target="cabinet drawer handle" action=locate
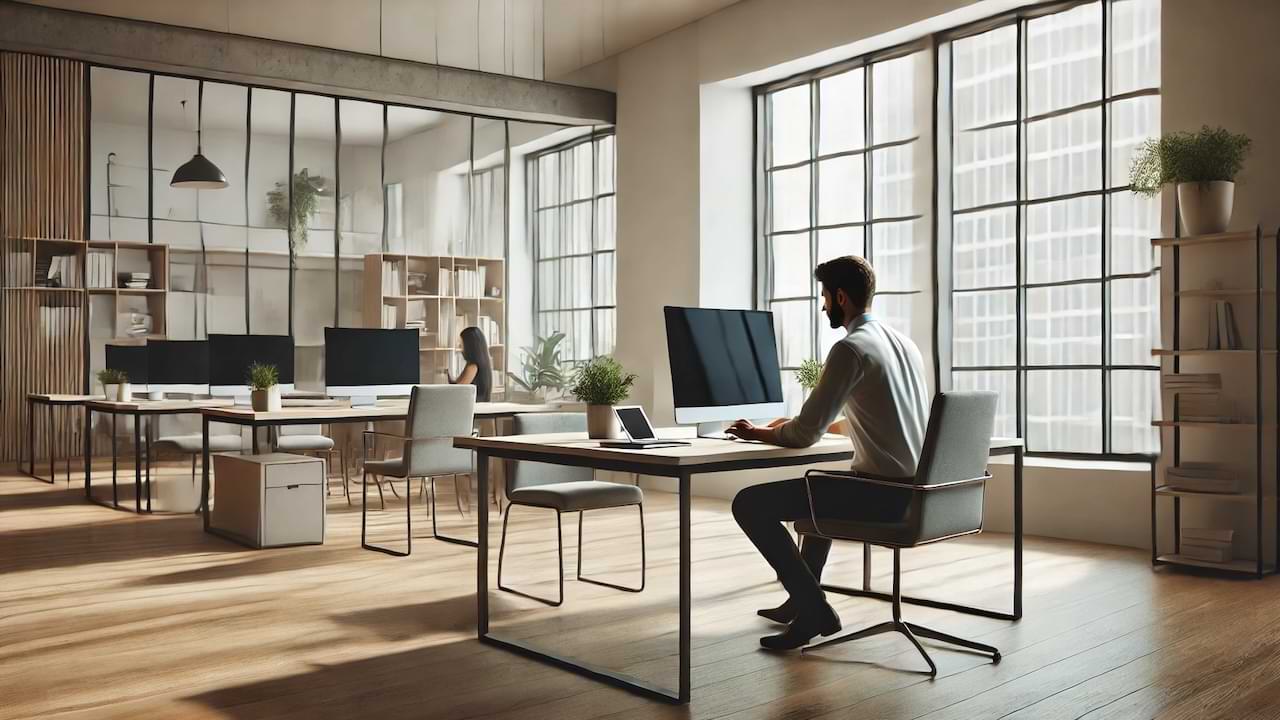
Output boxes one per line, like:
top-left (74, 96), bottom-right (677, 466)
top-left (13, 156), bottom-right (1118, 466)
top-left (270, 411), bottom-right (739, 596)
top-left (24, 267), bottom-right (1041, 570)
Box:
top-left (287, 484), bottom-right (300, 490)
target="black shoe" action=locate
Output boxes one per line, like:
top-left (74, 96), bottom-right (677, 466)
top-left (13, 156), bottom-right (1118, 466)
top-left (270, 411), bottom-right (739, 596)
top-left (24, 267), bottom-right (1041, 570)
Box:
top-left (759, 602), bottom-right (841, 651)
top-left (757, 600), bottom-right (796, 625)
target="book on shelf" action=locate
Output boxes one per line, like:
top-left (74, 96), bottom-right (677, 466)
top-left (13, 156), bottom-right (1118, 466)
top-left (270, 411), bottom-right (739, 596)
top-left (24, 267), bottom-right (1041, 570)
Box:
top-left (115, 312), bottom-right (152, 337)
top-left (381, 261), bottom-right (403, 295)
top-left (1180, 527), bottom-right (1234, 563)
top-left (1176, 394), bottom-right (1236, 423)
top-left (1179, 543), bottom-right (1233, 563)
top-left (117, 271), bottom-right (150, 290)
top-left (1182, 527), bottom-right (1234, 544)
top-left (1206, 300), bottom-right (1242, 350)
top-left (1162, 373), bottom-right (1221, 394)
top-left (1165, 463), bottom-right (1239, 493)
top-left (86, 251), bottom-right (115, 289)
top-left (40, 254), bottom-right (81, 288)
top-left (475, 315), bottom-right (500, 345)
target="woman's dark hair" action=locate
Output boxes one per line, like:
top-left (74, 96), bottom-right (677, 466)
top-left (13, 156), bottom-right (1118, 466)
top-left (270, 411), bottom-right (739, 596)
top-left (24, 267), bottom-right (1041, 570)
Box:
top-left (460, 326), bottom-right (492, 402)
top-left (814, 255), bottom-right (876, 310)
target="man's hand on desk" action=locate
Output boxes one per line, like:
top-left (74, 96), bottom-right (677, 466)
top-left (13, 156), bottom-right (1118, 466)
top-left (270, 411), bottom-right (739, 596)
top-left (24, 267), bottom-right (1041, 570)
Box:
top-left (726, 419), bottom-right (784, 443)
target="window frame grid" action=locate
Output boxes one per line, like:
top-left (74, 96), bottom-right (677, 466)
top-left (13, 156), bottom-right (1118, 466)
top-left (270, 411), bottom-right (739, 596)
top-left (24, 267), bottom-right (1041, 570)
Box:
top-left (528, 127), bottom-right (617, 364)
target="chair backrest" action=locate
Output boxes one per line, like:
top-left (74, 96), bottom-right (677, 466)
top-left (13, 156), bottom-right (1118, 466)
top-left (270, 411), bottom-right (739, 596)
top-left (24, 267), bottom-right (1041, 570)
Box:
top-left (279, 424), bottom-right (323, 436)
top-left (914, 391), bottom-right (999, 486)
top-left (402, 384), bottom-right (476, 477)
top-left (508, 413), bottom-right (592, 494)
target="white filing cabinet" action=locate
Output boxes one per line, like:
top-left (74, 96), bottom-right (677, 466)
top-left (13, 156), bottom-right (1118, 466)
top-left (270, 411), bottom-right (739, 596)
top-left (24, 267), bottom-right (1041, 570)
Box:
top-left (211, 453), bottom-right (326, 548)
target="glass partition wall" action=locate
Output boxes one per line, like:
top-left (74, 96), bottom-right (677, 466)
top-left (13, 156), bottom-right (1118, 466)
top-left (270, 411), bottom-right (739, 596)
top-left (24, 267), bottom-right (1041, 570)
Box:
top-left (88, 66), bottom-right (608, 395)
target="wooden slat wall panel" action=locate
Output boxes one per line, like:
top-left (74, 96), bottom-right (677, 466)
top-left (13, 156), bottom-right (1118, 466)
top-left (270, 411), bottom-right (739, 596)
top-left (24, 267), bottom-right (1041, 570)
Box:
top-left (0, 52), bottom-right (87, 464)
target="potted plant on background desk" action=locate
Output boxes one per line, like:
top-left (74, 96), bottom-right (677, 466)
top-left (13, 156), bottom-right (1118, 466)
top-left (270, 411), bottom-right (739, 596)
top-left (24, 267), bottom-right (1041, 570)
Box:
top-left (248, 362), bottom-right (282, 412)
top-left (511, 332), bottom-right (570, 402)
top-left (98, 368), bottom-right (130, 402)
top-left (1130, 125), bottom-right (1252, 235)
top-left (571, 356), bottom-right (638, 440)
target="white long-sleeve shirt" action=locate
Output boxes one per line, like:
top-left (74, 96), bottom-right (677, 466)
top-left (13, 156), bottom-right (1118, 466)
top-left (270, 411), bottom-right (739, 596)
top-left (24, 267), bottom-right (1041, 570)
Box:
top-left (773, 313), bottom-right (930, 478)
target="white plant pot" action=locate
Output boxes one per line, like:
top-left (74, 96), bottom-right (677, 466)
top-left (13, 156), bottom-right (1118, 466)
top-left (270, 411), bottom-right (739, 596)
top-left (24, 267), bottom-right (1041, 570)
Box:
top-left (103, 384), bottom-right (117, 400)
top-left (251, 386), bottom-right (282, 412)
top-left (117, 383), bottom-right (132, 403)
top-left (586, 404), bottom-right (623, 440)
top-left (1177, 181), bottom-right (1234, 236)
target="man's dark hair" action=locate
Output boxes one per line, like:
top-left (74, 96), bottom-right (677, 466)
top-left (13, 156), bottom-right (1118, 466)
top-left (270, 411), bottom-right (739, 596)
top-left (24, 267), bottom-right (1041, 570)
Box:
top-left (814, 255), bottom-right (875, 310)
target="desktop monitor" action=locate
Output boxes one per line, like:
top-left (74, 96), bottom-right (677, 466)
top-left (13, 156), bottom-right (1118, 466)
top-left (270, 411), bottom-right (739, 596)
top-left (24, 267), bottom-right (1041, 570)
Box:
top-left (208, 334), bottom-right (296, 399)
top-left (664, 306), bottom-right (786, 432)
top-left (105, 344), bottom-right (149, 392)
top-left (146, 340), bottom-right (210, 396)
top-left (324, 327), bottom-right (419, 403)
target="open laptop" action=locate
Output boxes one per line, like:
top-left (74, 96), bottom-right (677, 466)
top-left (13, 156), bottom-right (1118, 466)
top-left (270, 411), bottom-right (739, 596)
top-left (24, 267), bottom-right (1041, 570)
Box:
top-left (600, 406), bottom-right (691, 449)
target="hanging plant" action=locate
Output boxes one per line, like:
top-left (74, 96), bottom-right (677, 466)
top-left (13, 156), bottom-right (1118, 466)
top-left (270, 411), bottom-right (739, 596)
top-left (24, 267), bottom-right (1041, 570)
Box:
top-left (267, 168), bottom-right (327, 255)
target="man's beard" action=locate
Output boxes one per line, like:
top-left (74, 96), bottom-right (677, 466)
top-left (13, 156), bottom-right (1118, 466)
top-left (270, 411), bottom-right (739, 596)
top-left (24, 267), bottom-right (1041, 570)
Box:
top-left (825, 303), bottom-right (845, 329)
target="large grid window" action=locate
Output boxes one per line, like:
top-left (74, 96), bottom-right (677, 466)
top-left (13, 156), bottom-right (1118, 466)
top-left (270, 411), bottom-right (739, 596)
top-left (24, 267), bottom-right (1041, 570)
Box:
top-left (530, 130), bottom-right (616, 363)
top-left (943, 0), bottom-right (1161, 455)
top-left (758, 49), bottom-right (934, 414)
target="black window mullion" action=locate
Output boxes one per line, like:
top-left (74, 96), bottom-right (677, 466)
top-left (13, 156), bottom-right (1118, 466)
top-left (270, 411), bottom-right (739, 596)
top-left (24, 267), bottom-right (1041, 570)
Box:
top-left (1100, 0), bottom-right (1112, 453)
top-left (809, 78), bottom-right (819, 366)
top-left (1015, 18), bottom-right (1025, 443)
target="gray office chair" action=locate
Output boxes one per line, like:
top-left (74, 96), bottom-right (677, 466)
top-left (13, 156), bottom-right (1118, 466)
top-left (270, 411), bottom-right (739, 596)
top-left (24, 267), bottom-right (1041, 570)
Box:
top-left (273, 424), bottom-right (348, 504)
top-left (360, 384), bottom-right (476, 556)
top-left (795, 391), bottom-right (1001, 674)
top-left (154, 427), bottom-right (243, 483)
top-left (497, 412), bottom-right (645, 607)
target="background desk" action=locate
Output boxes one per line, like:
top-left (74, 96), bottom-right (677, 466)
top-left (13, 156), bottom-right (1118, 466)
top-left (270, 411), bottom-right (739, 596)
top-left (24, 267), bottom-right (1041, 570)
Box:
top-left (83, 398), bottom-right (232, 513)
top-left (198, 401), bottom-right (560, 545)
top-left (454, 429), bottom-right (855, 705)
top-left (27, 393), bottom-right (94, 484)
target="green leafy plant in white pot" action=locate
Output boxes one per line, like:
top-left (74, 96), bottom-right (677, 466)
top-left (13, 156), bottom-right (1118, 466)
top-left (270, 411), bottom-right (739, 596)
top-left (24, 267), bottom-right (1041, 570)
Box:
top-left (247, 362), bottom-right (282, 412)
top-left (571, 356), bottom-right (638, 440)
top-left (1129, 126), bottom-right (1252, 235)
top-left (510, 332), bottom-right (571, 401)
top-left (796, 358), bottom-right (823, 397)
top-left (97, 368), bottom-right (130, 402)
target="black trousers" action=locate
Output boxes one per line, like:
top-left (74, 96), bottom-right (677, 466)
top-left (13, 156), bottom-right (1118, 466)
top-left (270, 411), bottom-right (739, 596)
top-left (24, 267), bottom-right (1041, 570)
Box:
top-left (731, 477), bottom-right (910, 610)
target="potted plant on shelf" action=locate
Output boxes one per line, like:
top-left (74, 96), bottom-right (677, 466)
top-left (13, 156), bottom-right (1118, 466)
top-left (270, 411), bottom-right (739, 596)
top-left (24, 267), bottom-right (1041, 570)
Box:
top-left (510, 332), bottom-right (570, 401)
top-left (1129, 125), bottom-right (1252, 235)
top-left (571, 356), bottom-right (638, 440)
top-left (97, 368), bottom-right (130, 402)
top-left (796, 358), bottom-right (823, 398)
top-left (248, 362), bottom-right (282, 412)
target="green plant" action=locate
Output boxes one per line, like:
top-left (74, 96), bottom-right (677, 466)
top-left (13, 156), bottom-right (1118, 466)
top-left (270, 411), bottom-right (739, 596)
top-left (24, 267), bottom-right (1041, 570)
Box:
top-left (570, 356), bottom-right (637, 406)
top-left (267, 168), bottom-right (327, 253)
top-left (510, 332), bottom-right (570, 395)
top-left (1129, 126), bottom-right (1252, 196)
top-left (97, 368), bottom-right (127, 386)
top-left (796, 358), bottom-right (823, 391)
top-left (247, 362), bottom-right (279, 391)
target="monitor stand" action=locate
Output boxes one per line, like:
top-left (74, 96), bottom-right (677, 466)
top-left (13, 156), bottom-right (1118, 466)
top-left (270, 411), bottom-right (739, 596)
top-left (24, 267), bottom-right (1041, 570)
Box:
top-left (695, 421), bottom-right (733, 440)
top-left (349, 395), bottom-right (378, 408)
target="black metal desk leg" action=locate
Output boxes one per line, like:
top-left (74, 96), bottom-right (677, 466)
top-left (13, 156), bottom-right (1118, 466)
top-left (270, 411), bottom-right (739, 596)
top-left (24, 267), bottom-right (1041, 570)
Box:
top-left (111, 413), bottom-right (119, 507)
top-left (477, 451), bottom-right (489, 637)
top-left (862, 543), bottom-right (872, 591)
top-left (679, 471), bottom-right (692, 704)
top-left (1013, 446), bottom-right (1023, 620)
top-left (145, 420), bottom-right (152, 513)
top-left (201, 416), bottom-right (212, 530)
top-left (84, 408), bottom-right (92, 499)
top-left (28, 398), bottom-right (35, 478)
top-left (48, 405), bottom-right (55, 483)
top-left (134, 413), bottom-right (143, 513)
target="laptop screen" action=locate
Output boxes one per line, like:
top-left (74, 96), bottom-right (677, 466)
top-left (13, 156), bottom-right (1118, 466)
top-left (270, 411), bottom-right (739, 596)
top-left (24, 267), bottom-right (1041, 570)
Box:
top-left (615, 407), bottom-right (655, 440)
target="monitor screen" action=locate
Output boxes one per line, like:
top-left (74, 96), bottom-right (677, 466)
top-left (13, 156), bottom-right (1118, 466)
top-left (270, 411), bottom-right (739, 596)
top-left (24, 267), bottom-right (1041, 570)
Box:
top-left (208, 334), bottom-right (295, 387)
top-left (146, 340), bottom-right (209, 385)
top-left (324, 327), bottom-right (419, 389)
top-left (664, 307), bottom-right (785, 423)
top-left (105, 344), bottom-right (148, 384)
top-left (616, 407), bottom-right (655, 440)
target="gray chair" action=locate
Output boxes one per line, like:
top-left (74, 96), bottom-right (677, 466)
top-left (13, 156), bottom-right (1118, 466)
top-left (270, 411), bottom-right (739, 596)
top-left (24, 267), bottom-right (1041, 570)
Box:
top-left (154, 429), bottom-right (243, 483)
top-left (272, 424), bottom-right (348, 503)
top-left (360, 384), bottom-right (476, 556)
top-left (497, 412), bottom-right (645, 607)
top-left (795, 391), bottom-right (1001, 674)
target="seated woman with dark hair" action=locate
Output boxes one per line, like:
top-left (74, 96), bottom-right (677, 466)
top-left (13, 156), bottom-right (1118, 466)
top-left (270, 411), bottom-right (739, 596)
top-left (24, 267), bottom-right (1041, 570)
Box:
top-left (450, 326), bottom-right (492, 402)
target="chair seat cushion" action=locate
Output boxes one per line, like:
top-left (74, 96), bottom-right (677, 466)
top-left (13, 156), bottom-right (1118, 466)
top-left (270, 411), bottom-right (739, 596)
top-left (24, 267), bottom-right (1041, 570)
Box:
top-left (155, 434), bottom-right (241, 454)
top-left (509, 480), bottom-right (643, 512)
top-left (275, 435), bottom-right (335, 452)
top-left (364, 457), bottom-right (405, 477)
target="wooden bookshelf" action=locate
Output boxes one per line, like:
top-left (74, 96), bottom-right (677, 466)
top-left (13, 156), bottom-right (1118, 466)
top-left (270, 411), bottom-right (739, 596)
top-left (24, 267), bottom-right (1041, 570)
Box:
top-left (362, 253), bottom-right (506, 397)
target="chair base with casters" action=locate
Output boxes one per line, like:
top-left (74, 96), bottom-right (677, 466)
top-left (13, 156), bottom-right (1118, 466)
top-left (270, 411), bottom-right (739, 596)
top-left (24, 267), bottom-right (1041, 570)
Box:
top-left (497, 487), bottom-right (646, 607)
top-left (800, 545), bottom-right (1000, 674)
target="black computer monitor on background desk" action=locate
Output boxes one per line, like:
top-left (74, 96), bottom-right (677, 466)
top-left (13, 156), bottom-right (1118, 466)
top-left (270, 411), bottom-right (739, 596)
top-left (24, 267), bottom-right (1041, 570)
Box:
top-left (105, 344), bottom-right (149, 393)
top-left (664, 306), bottom-right (786, 436)
top-left (209, 334), bottom-right (296, 401)
top-left (146, 340), bottom-right (210, 397)
top-left (324, 327), bottom-right (419, 406)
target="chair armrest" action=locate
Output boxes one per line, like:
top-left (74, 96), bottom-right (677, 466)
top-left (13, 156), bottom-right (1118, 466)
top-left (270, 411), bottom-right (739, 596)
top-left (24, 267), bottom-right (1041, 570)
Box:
top-left (800, 469), bottom-right (991, 539)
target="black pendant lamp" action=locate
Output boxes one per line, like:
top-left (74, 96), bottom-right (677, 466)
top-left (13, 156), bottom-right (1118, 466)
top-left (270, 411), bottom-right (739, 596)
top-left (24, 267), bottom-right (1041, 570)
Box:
top-left (171, 80), bottom-right (228, 190)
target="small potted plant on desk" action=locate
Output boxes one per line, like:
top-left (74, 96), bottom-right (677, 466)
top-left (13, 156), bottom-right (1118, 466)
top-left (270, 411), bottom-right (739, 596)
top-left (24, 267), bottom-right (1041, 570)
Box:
top-left (98, 368), bottom-right (130, 402)
top-left (1129, 125), bottom-right (1252, 235)
top-left (248, 362), bottom-right (282, 412)
top-left (571, 356), bottom-right (638, 440)
top-left (796, 358), bottom-right (823, 398)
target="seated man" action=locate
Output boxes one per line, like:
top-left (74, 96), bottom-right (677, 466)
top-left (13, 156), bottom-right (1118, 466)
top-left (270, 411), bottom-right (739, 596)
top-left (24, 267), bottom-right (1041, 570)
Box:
top-left (727, 255), bottom-right (930, 650)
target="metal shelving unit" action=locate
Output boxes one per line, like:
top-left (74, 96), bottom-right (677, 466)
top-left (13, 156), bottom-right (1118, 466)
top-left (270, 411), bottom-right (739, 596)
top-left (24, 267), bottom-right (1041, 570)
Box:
top-left (1151, 225), bottom-right (1279, 578)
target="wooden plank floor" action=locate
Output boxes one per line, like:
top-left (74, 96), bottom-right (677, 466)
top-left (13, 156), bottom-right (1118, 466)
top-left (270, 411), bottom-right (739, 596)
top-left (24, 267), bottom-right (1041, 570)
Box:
top-left (1, 466), bottom-right (1278, 720)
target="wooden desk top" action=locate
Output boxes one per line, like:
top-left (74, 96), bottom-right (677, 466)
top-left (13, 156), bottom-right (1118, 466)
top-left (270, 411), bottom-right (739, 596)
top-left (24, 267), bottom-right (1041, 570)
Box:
top-left (28, 393), bottom-right (98, 404)
top-left (454, 428), bottom-right (855, 469)
top-left (201, 400), bottom-right (563, 424)
top-left (85, 398), bottom-right (234, 413)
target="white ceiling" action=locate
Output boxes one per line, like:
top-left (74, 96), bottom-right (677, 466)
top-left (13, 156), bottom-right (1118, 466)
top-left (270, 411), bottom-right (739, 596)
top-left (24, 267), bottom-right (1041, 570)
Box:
top-left (23, 0), bottom-right (746, 81)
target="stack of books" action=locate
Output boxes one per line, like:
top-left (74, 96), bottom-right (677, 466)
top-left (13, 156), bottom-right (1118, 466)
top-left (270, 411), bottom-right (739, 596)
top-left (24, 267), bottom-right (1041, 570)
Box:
top-left (116, 312), bottom-right (152, 338)
top-left (407, 272), bottom-right (430, 296)
top-left (1207, 300), bottom-right (1241, 350)
top-left (1162, 373), bottom-right (1221, 395)
top-left (117, 271), bottom-right (150, 289)
top-left (404, 319), bottom-right (425, 332)
top-left (475, 315), bottom-right (500, 344)
top-left (1165, 463), bottom-right (1238, 494)
top-left (381, 261), bottom-right (403, 295)
top-left (41, 255), bottom-right (81, 288)
top-left (86, 251), bottom-right (115, 289)
top-left (1180, 527), bottom-right (1234, 563)
top-left (1176, 394), bottom-right (1236, 423)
